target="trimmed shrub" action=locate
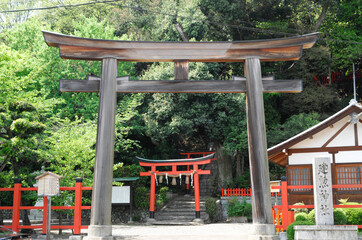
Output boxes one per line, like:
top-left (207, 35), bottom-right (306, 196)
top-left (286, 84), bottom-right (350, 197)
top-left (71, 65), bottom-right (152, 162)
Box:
top-left (159, 186), bottom-right (169, 204)
top-left (333, 208), bottom-right (347, 225)
top-left (291, 202), bottom-right (308, 214)
top-left (295, 212), bottom-right (308, 221)
top-left (205, 197), bottom-right (218, 222)
top-left (307, 208), bottom-right (348, 225)
top-left (134, 186), bottom-right (149, 209)
top-left (227, 197), bottom-right (252, 219)
top-left (286, 220), bottom-right (314, 240)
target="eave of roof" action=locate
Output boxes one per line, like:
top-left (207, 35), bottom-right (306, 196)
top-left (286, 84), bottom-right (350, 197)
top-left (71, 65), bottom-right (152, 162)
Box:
top-left (267, 100), bottom-right (362, 159)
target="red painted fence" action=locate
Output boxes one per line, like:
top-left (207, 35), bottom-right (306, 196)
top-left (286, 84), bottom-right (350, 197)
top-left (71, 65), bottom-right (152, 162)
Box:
top-left (0, 179), bottom-right (91, 234)
top-left (223, 182), bottom-right (362, 232)
top-left (221, 188), bottom-right (281, 197)
top-left (271, 181), bottom-right (362, 231)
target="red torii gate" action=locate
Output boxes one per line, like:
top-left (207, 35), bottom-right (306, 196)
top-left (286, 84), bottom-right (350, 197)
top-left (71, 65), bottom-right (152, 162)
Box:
top-left (137, 153), bottom-right (215, 219)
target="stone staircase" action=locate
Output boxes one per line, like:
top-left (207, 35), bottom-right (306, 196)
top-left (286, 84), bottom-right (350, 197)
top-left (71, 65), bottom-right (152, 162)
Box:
top-left (150, 195), bottom-right (208, 225)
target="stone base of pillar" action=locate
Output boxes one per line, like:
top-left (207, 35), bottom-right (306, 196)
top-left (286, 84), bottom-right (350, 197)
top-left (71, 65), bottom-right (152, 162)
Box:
top-left (84, 225), bottom-right (113, 240)
top-left (248, 224), bottom-right (279, 240)
top-left (294, 225), bottom-right (358, 240)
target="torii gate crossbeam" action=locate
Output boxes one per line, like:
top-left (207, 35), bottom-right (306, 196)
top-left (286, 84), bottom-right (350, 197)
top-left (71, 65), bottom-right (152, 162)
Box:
top-left (43, 31), bottom-right (318, 240)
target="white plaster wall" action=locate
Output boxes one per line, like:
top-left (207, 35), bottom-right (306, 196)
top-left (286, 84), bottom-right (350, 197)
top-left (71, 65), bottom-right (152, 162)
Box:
top-left (288, 151), bottom-right (362, 165)
top-left (328, 123), bottom-right (356, 147)
top-left (335, 150), bottom-right (362, 163)
top-left (288, 152), bottom-right (332, 165)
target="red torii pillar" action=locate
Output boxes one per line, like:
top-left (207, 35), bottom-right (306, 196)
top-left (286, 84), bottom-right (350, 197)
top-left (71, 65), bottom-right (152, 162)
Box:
top-left (138, 154), bottom-right (214, 219)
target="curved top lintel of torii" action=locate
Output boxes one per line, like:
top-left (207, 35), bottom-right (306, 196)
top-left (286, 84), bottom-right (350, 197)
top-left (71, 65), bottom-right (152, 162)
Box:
top-left (42, 31), bottom-right (319, 62)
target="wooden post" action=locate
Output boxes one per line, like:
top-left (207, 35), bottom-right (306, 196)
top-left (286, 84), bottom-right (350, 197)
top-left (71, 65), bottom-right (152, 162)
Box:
top-left (42, 196), bottom-right (47, 234)
top-left (88, 58), bottom-right (117, 238)
top-left (74, 178), bottom-right (83, 234)
top-left (245, 58), bottom-right (275, 237)
top-left (12, 179), bottom-right (21, 232)
top-left (149, 166), bottom-right (156, 218)
top-left (46, 196), bottom-right (51, 240)
top-left (174, 60), bottom-right (189, 80)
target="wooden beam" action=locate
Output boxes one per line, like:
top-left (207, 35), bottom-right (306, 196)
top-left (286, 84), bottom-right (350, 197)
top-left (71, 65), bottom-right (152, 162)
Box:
top-left (43, 31), bottom-right (318, 51)
top-left (288, 146), bottom-right (362, 154)
top-left (174, 60), bottom-right (189, 80)
top-left (60, 78), bottom-right (302, 93)
top-left (58, 45), bottom-right (304, 62)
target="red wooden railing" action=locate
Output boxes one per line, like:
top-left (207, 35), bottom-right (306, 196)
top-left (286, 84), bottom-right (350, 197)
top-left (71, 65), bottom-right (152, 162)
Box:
top-left (313, 70), bottom-right (362, 85)
top-left (271, 181), bottom-right (362, 231)
top-left (221, 188), bottom-right (281, 197)
top-left (0, 179), bottom-right (92, 234)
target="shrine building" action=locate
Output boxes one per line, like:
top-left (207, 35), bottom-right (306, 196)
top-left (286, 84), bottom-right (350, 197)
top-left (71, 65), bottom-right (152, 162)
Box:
top-left (268, 99), bottom-right (362, 204)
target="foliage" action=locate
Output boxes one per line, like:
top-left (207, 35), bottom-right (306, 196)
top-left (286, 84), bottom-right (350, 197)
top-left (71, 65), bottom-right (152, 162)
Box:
top-left (205, 197), bottom-right (218, 223)
top-left (227, 197), bottom-right (252, 219)
top-left (42, 118), bottom-right (96, 186)
top-left (308, 208), bottom-right (348, 225)
top-left (268, 113), bottom-right (321, 147)
top-left (294, 212), bottom-right (308, 221)
top-left (307, 209), bottom-right (315, 223)
top-left (158, 187), bottom-right (169, 204)
top-left (286, 220), bottom-right (314, 240)
top-left (291, 202), bottom-right (309, 214)
top-left (339, 200), bottom-right (362, 226)
top-left (333, 208), bottom-right (347, 225)
top-left (133, 186), bottom-right (149, 209)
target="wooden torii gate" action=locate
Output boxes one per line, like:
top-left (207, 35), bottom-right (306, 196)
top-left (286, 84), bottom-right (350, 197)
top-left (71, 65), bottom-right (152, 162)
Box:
top-left (137, 153), bottom-right (215, 219)
top-left (43, 31), bottom-right (318, 240)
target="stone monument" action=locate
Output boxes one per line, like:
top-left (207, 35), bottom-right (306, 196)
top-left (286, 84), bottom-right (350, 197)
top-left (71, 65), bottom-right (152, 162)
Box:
top-left (294, 157), bottom-right (357, 240)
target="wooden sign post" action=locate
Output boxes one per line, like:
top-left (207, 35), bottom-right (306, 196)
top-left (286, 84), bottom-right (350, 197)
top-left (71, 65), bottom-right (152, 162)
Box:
top-left (43, 31), bottom-right (318, 240)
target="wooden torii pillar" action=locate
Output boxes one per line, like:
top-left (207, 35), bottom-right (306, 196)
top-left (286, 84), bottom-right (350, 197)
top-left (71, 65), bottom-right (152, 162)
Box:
top-left (43, 31), bottom-right (318, 240)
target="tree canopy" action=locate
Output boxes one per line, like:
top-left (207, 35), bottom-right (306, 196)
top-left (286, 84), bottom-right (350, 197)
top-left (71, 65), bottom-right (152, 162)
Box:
top-left (0, 0), bottom-right (360, 196)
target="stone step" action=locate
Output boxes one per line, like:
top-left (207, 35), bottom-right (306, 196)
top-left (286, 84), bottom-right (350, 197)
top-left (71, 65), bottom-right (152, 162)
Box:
top-left (165, 203), bottom-right (205, 208)
top-left (161, 208), bottom-right (205, 212)
top-left (155, 215), bottom-right (196, 221)
top-left (157, 212), bottom-right (204, 217)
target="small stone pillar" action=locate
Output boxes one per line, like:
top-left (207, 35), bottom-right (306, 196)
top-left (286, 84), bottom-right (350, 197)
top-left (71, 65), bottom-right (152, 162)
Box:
top-left (294, 157), bottom-right (358, 240)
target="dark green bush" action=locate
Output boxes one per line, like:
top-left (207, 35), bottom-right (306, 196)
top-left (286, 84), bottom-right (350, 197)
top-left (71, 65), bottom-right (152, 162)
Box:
top-left (307, 208), bottom-right (348, 225)
top-left (286, 220), bottom-right (314, 240)
top-left (227, 197), bottom-right (252, 219)
top-left (333, 208), bottom-right (347, 225)
top-left (134, 186), bottom-right (149, 209)
top-left (295, 212), bottom-right (308, 221)
top-left (205, 197), bottom-right (218, 222)
top-left (159, 186), bottom-right (169, 204)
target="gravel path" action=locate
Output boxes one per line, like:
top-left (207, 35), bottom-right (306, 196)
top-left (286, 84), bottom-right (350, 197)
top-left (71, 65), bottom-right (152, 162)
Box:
top-left (34, 223), bottom-right (256, 240)
top-left (110, 223), bottom-right (253, 240)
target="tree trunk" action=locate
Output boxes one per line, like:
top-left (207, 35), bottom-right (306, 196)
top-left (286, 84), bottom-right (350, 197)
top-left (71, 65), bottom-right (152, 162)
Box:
top-left (215, 143), bottom-right (233, 190)
top-left (313, 1), bottom-right (330, 32)
top-left (236, 152), bottom-right (242, 178)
